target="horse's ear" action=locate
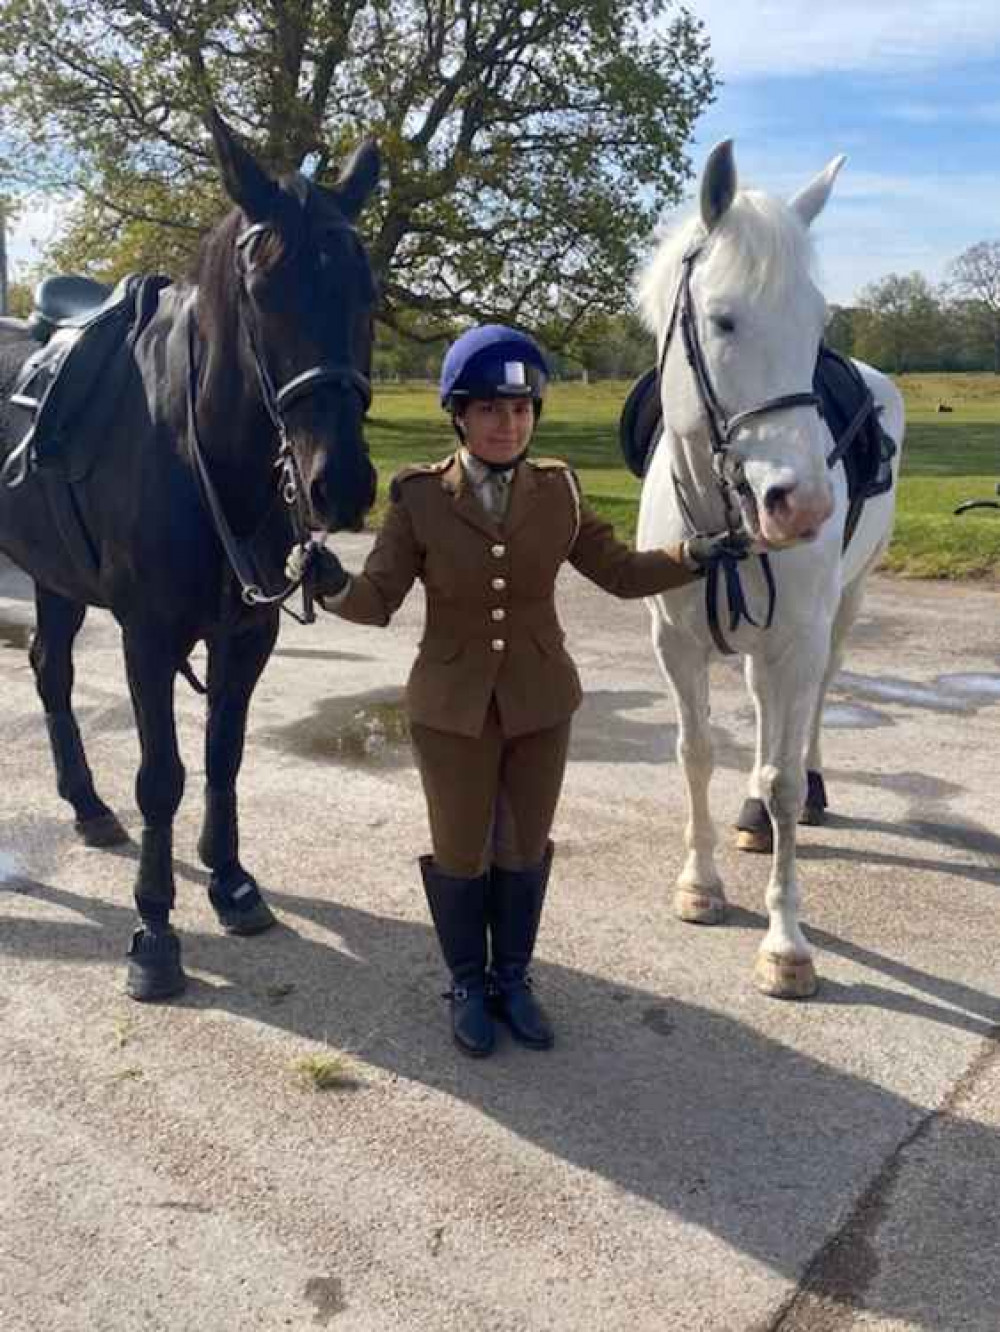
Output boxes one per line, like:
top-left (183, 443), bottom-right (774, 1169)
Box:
top-left (205, 107), bottom-right (278, 221)
top-left (700, 139), bottom-right (737, 232)
top-left (789, 155), bottom-right (847, 228)
top-left (330, 139), bottom-right (381, 221)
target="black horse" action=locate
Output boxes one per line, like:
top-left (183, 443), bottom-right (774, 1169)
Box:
top-left (0, 112), bottom-right (379, 1000)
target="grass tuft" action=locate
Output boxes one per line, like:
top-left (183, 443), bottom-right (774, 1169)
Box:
top-left (291, 1051), bottom-right (359, 1092)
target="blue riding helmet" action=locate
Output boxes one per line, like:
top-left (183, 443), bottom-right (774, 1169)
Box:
top-left (440, 324), bottom-right (549, 409)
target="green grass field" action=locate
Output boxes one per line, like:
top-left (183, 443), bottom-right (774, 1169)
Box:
top-left (365, 373), bottom-right (1000, 581)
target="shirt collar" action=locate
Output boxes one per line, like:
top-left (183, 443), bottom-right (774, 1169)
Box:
top-left (459, 447), bottom-right (514, 487)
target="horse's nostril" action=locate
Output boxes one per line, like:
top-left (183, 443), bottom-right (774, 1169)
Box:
top-left (309, 476), bottom-right (330, 518)
top-left (764, 483), bottom-right (795, 515)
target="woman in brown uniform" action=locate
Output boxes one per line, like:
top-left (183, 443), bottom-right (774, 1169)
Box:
top-left (290, 326), bottom-right (747, 1057)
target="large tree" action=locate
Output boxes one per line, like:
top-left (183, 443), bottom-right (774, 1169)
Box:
top-left (0, 0), bottom-right (714, 342)
top-left (852, 272), bottom-right (947, 375)
top-left (948, 241), bottom-right (1000, 374)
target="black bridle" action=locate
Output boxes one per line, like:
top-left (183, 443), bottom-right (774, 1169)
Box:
top-left (186, 183), bottom-right (372, 623)
top-left (659, 239), bottom-right (823, 540)
top-left (659, 239), bottom-right (822, 654)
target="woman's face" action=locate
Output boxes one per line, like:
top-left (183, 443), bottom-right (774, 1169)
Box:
top-left (459, 396), bottom-right (536, 466)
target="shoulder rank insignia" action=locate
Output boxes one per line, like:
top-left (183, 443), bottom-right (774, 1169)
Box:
top-left (390, 455), bottom-right (453, 502)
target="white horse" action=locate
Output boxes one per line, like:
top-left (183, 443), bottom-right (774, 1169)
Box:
top-left (636, 140), bottom-right (905, 999)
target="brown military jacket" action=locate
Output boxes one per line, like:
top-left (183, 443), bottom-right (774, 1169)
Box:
top-left (327, 452), bottom-right (696, 738)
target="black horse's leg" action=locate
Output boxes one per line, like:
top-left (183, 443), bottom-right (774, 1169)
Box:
top-left (122, 627), bottom-right (187, 1001)
top-left (197, 613), bottom-right (279, 936)
top-left (30, 584), bottom-right (128, 848)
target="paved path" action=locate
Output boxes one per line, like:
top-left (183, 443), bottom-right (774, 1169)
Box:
top-left (1, 544), bottom-right (998, 1331)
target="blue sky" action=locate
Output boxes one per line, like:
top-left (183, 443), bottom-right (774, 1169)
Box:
top-left (682, 0), bottom-right (1000, 303)
top-left (8, 1), bottom-right (1000, 306)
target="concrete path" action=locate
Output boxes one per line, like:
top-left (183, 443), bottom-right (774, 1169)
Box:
top-left (1, 543), bottom-right (998, 1331)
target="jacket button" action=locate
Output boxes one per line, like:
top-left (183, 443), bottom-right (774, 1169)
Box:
top-left (491, 543), bottom-right (506, 558)
top-left (491, 577), bottom-right (506, 590)
top-left (491, 638), bottom-right (505, 652)
top-left (491, 608), bottom-right (506, 621)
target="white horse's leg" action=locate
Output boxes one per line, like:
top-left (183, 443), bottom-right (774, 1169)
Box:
top-left (746, 644), bottom-right (827, 998)
top-left (651, 611), bottom-right (724, 924)
top-left (802, 575), bottom-right (867, 823)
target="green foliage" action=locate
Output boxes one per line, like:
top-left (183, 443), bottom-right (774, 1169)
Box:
top-left (0, 0), bottom-right (715, 342)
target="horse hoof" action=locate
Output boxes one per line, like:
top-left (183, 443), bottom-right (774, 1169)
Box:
top-left (76, 812), bottom-right (130, 848)
top-left (754, 951), bottom-right (818, 1000)
top-left (799, 803), bottom-right (827, 827)
top-left (736, 828), bottom-right (773, 854)
top-left (674, 889), bottom-right (726, 925)
top-left (210, 879), bottom-right (278, 936)
top-left (125, 927), bottom-right (187, 1002)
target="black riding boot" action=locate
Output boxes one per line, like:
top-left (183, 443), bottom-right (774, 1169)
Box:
top-left (420, 857), bottom-right (495, 1058)
top-left (489, 843), bottom-right (555, 1049)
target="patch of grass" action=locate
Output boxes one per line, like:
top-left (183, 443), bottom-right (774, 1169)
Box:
top-left (363, 375), bottom-right (1000, 580)
top-left (291, 1051), bottom-right (359, 1092)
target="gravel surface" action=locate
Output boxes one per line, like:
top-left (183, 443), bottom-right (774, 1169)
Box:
top-left (1, 543), bottom-right (998, 1331)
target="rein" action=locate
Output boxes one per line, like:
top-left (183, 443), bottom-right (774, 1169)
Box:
top-left (659, 239), bottom-right (823, 654)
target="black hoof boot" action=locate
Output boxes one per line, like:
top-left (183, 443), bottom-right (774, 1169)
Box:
top-left (125, 927), bottom-right (186, 1002)
top-left (208, 871), bottom-right (277, 936)
top-left (799, 770), bottom-right (829, 826)
top-left (420, 857), bottom-right (495, 1058)
top-left (489, 845), bottom-right (555, 1050)
top-left (75, 810), bottom-right (130, 848)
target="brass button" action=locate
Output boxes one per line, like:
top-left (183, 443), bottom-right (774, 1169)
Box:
top-left (491, 638), bottom-right (505, 652)
top-left (491, 577), bottom-right (506, 591)
top-left (491, 543), bottom-right (506, 558)
top-left (491, 608), bottom-right (506, 622)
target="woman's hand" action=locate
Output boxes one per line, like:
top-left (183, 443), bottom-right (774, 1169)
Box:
top-left (682, 529), bottom-right (754, 572)
top-left (285, 542), bottom-right (349, 597)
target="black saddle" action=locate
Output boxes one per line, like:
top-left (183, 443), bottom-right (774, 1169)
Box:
top-left (618, 346), bottom-right (897, 549)
top-left (28, 274), bottom-right (114, 342)
top-left (2, 272), bottom-right (170, 488)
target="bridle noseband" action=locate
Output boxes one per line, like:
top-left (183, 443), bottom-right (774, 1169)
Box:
top-left (659, 239), bottom-right (822, 538)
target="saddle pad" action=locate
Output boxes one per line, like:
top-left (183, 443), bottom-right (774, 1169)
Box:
top-left (3, 272), bottom-right (170, 486)
top-left (618, 346), bottom-right (897, 542)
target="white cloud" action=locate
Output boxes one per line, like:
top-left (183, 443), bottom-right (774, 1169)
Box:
top-left (686, 1), bottom-right (1000, 78)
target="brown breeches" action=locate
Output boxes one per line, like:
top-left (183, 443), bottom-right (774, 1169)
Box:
top-left (409, 699), bottom-right (571, 877)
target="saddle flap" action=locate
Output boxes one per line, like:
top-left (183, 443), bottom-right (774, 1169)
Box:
top-left (618, 366), bottom-right (662, 478)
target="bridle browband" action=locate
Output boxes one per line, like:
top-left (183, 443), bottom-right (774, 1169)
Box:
top-left (659, 237), bottom-right (822, 654)
top-left (185, 182), bottom-right (372, 622)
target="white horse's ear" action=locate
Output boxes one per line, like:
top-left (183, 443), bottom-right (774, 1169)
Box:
top-left (700, 139), bottom-right (737, 232)
top-left (788, 155), bottom-right (847, 228)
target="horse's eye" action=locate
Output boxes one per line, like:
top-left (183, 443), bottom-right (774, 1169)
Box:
top-left (711, 314), bottom-right (736, 335)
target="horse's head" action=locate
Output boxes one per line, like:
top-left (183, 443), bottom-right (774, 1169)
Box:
top-left (206, 111), bottom-right (379, 533)
top-left (639, 141), bottom-right (846, 547)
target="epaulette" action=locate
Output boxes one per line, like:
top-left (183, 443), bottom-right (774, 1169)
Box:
top-left (389, 457), bottom-right (452, 502)
top-left (527, 456), bottom-right (569, 472)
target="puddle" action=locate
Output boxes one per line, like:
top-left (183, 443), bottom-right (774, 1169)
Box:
top-left (935, 673), bottom-right (1000, 700)
top-left (267, 690), bottom-right (411, 767)
top-left (0, 850), bottom-right (24, 883)
top-left (821, 702), bottom-right (891, 729)
top-left (834, 671), bottom-right (969, 714)
top-left (0, 616), bottom-right (31, 652)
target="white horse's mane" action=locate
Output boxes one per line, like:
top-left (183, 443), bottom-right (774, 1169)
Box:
top-left (636, 189), bottom-right (817, 338)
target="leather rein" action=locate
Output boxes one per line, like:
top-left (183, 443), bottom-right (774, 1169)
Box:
top-left (186, 191), bottom-right (372, 625)
top-left (659, 239), bottom-right (822, 655)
